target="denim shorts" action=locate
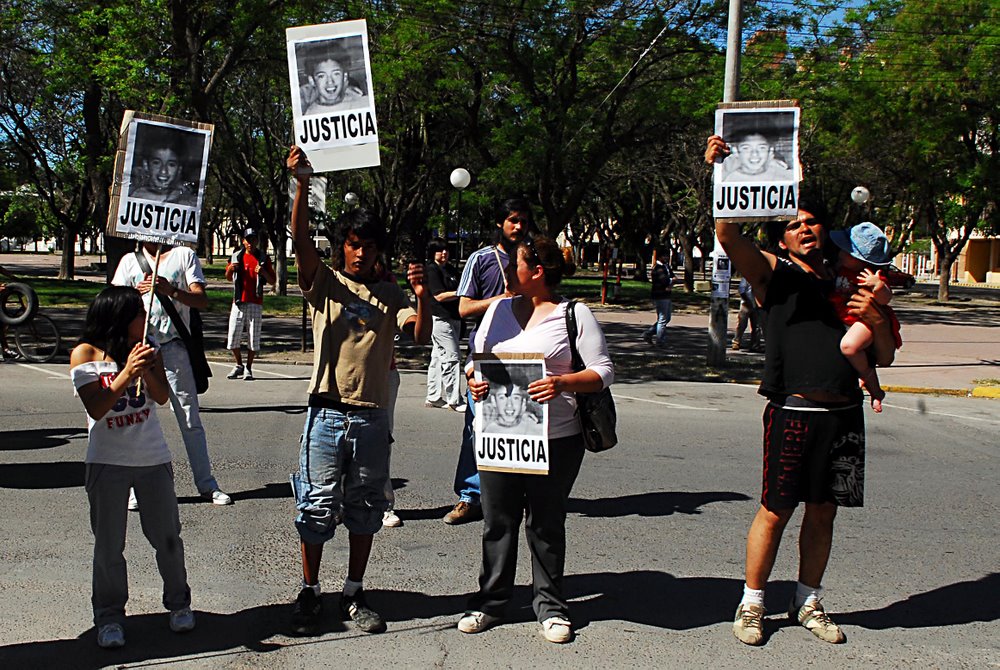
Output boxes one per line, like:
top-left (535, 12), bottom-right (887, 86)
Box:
top-left (292, 405), bottom-right (391, 543)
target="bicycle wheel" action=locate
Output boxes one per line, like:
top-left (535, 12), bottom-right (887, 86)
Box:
top-left (14, 314), bottom-right (61, 363)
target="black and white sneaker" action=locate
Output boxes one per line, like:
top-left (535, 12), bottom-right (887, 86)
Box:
top-left (227, 364), bottom-right (244, 379)
top-left (290, 587), bottom-right (323, 636)
top-left (340, 589), bottom-right (386, 633)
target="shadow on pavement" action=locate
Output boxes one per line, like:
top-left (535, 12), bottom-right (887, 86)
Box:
top-left (568, 490), bottom-right (751, 517)
top-left (0, 461), bottom-right (83, 488)
top-left (838, 573), bottom-right (1000, 629)
top-left (0, 427), bottom-right (86, 451)
top-left (2, 574), bottom-right (997, 667)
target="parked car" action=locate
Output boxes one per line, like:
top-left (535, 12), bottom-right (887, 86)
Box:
top-left (883, 264), bottom-right (916, 290)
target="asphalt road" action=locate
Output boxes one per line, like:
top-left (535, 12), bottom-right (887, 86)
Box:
top-left (0, 363), bottom-right (998, 669)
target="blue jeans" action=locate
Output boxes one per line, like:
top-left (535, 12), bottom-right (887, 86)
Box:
top-left (643, 298), bottom-right (672, 345)
top-left (453, 388), bottom-right (481, 504)
top-left (292, 405), bottom-right (391, 544)
top-left (161, 340), bottom-right (219, 494)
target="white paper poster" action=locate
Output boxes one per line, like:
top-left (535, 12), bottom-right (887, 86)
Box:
top-left (473, 354), bottom-right (549, 475)
top-left (109, 115), bottom-right (212, 246)
top-left (713, 105), bottom-right (800, 221)
top-left (287, 20), bottom-right (380, 173)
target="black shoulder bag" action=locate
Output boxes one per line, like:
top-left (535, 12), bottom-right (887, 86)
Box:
top-left (565, 300), bottom-right (618, 452)
top-left (135, 251), bottom-right (212, 394)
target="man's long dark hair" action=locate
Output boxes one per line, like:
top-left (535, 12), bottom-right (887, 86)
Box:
top-left (492, 198), bottom-right (537, 250)
top-left (78, 286), bottom-right (145, 369)
top-left (329, 208), bottom-right (387, 272)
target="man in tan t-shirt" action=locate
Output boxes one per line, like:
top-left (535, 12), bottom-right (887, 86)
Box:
top-left (285, 146), bottom-right (431, 637)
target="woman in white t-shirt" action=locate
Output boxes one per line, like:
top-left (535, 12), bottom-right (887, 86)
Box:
top-left (71, 286), bottom-right (194, 649)
top-left (456, 236), bottom-right (614, 644)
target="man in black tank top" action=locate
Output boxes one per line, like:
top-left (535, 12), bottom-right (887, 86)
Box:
top-left (706, 135), bottom-right (897, 647)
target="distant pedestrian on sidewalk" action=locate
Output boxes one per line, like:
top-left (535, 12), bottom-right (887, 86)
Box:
top-left (225, 227), bottom-right (276, 381)
top-left (732, 277), bottom-right (764, 352)
top-left (71, 286), bottom-right (195, 649)
top-left (642, 245), bottom-right (673, 347)
top-left (707, 134), bottom-right (898, 647)
top-left (423, 237), bottom-right (465, 412)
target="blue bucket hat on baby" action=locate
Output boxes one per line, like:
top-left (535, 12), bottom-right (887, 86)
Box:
top-left (830, 221), bottom-right (892, 266)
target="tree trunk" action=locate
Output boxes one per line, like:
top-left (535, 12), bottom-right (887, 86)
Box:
top-left (937, 253), bottom-right (953, 302)
top-left (59, 229), bottom-right (76, 280)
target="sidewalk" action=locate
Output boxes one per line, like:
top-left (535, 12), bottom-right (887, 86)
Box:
top-left (3, 252), bottom-right (998, 396)
top-left (23, 299), bottom-right (999, 398)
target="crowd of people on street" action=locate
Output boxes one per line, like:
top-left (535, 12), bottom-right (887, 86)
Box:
top-left (58, 137), bottom-right (899, 651)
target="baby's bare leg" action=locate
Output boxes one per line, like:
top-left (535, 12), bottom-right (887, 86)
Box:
top-left (841, 322), bottom-right (885, 412)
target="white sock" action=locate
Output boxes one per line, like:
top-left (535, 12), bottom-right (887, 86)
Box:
top-left (302, 580), bottom-right (320, 596)
top-left (343, 578), bottom-right (363, 597)
top-left (741, 584), bottom-right (765, 607)
top-left (794, 582), bottom-right (823, 608)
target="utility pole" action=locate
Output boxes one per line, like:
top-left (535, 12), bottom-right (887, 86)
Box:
top-left (707, 0), bottom-right (742, 367)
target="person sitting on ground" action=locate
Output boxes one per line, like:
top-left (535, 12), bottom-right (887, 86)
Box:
top-left (0, 264), bottom-right (20, 360)
top-left (71, 286), bottom-right (195, 649)
top-left (828, 221), bottom-right (901, 413)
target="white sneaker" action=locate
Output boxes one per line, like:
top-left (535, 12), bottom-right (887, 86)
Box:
top-left (169, 607), bottom-right (196, 633)
top-left (243, 368), bottom-right (254, 381)
top-left (382, 510), bottom-right (402, 527)
top-left (541, 616), bottom-right (572, 643)
top-left (227, 364), bottom-right (244, 379)
top-left (97, 622), bottom-right (125, 648)
top-left (449, 403), bottom-right (467, 413)
top-left (201, 489), bottom-right (233, 505)
top-left (127, 488), bottom-right (139, 512)
top-left (457, 610), bottom-right (499, 634)
top-left (424, 399), bottom-right (447, 408)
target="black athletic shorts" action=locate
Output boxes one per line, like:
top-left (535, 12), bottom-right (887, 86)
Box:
top-left (760, 396), bottom-right (866, 511)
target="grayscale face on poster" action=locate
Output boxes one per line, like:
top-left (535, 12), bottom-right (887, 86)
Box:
top-left (286, 20), bottom-right (380, 172)
top-left (713, 106), bottom-right (800, 221)
top-left (112, 116), bottom-right (213, 246)
top-left (127, 123), bottom-right (207, 207)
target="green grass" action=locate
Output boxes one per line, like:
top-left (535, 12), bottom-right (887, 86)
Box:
top-left (26, 270), bottom-right (726, 316)
top-left (28, 277), bottom-right (306, 316)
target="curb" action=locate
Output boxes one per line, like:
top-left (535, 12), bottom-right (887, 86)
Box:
top-left (205, 355), bottom-right (1000, 399)
top-left (882, 384), bottom-right (1000, 399)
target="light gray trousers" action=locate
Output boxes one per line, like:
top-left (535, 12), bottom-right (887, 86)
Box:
top-left (86, 462), bottom-right (190, 626)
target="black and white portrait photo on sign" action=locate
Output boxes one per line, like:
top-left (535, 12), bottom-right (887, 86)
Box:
top-left (474, 355), bottom-right (549, 475)
top-left (286, 20), bottom-right (380, 172)
top-left (110, 114), bottom-right (212, 246)
top-left (713, 105), bottom-right (800, 221)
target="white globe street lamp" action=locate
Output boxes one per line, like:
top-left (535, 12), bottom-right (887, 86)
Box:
top-left (450, 168), bottom-right (471, 190)
top-left (344, 192), bottom-right (359, 207)
top-left (851, 186), bottom-right (870, 205)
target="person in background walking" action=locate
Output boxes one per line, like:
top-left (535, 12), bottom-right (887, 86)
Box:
top-left (642, 245), bottom-right (674, 348)
top-left (732, 277), bottom-right (764, 352)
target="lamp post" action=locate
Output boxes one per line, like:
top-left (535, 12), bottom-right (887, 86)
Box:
top-left (450, 168), bottom-right (470, 257)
